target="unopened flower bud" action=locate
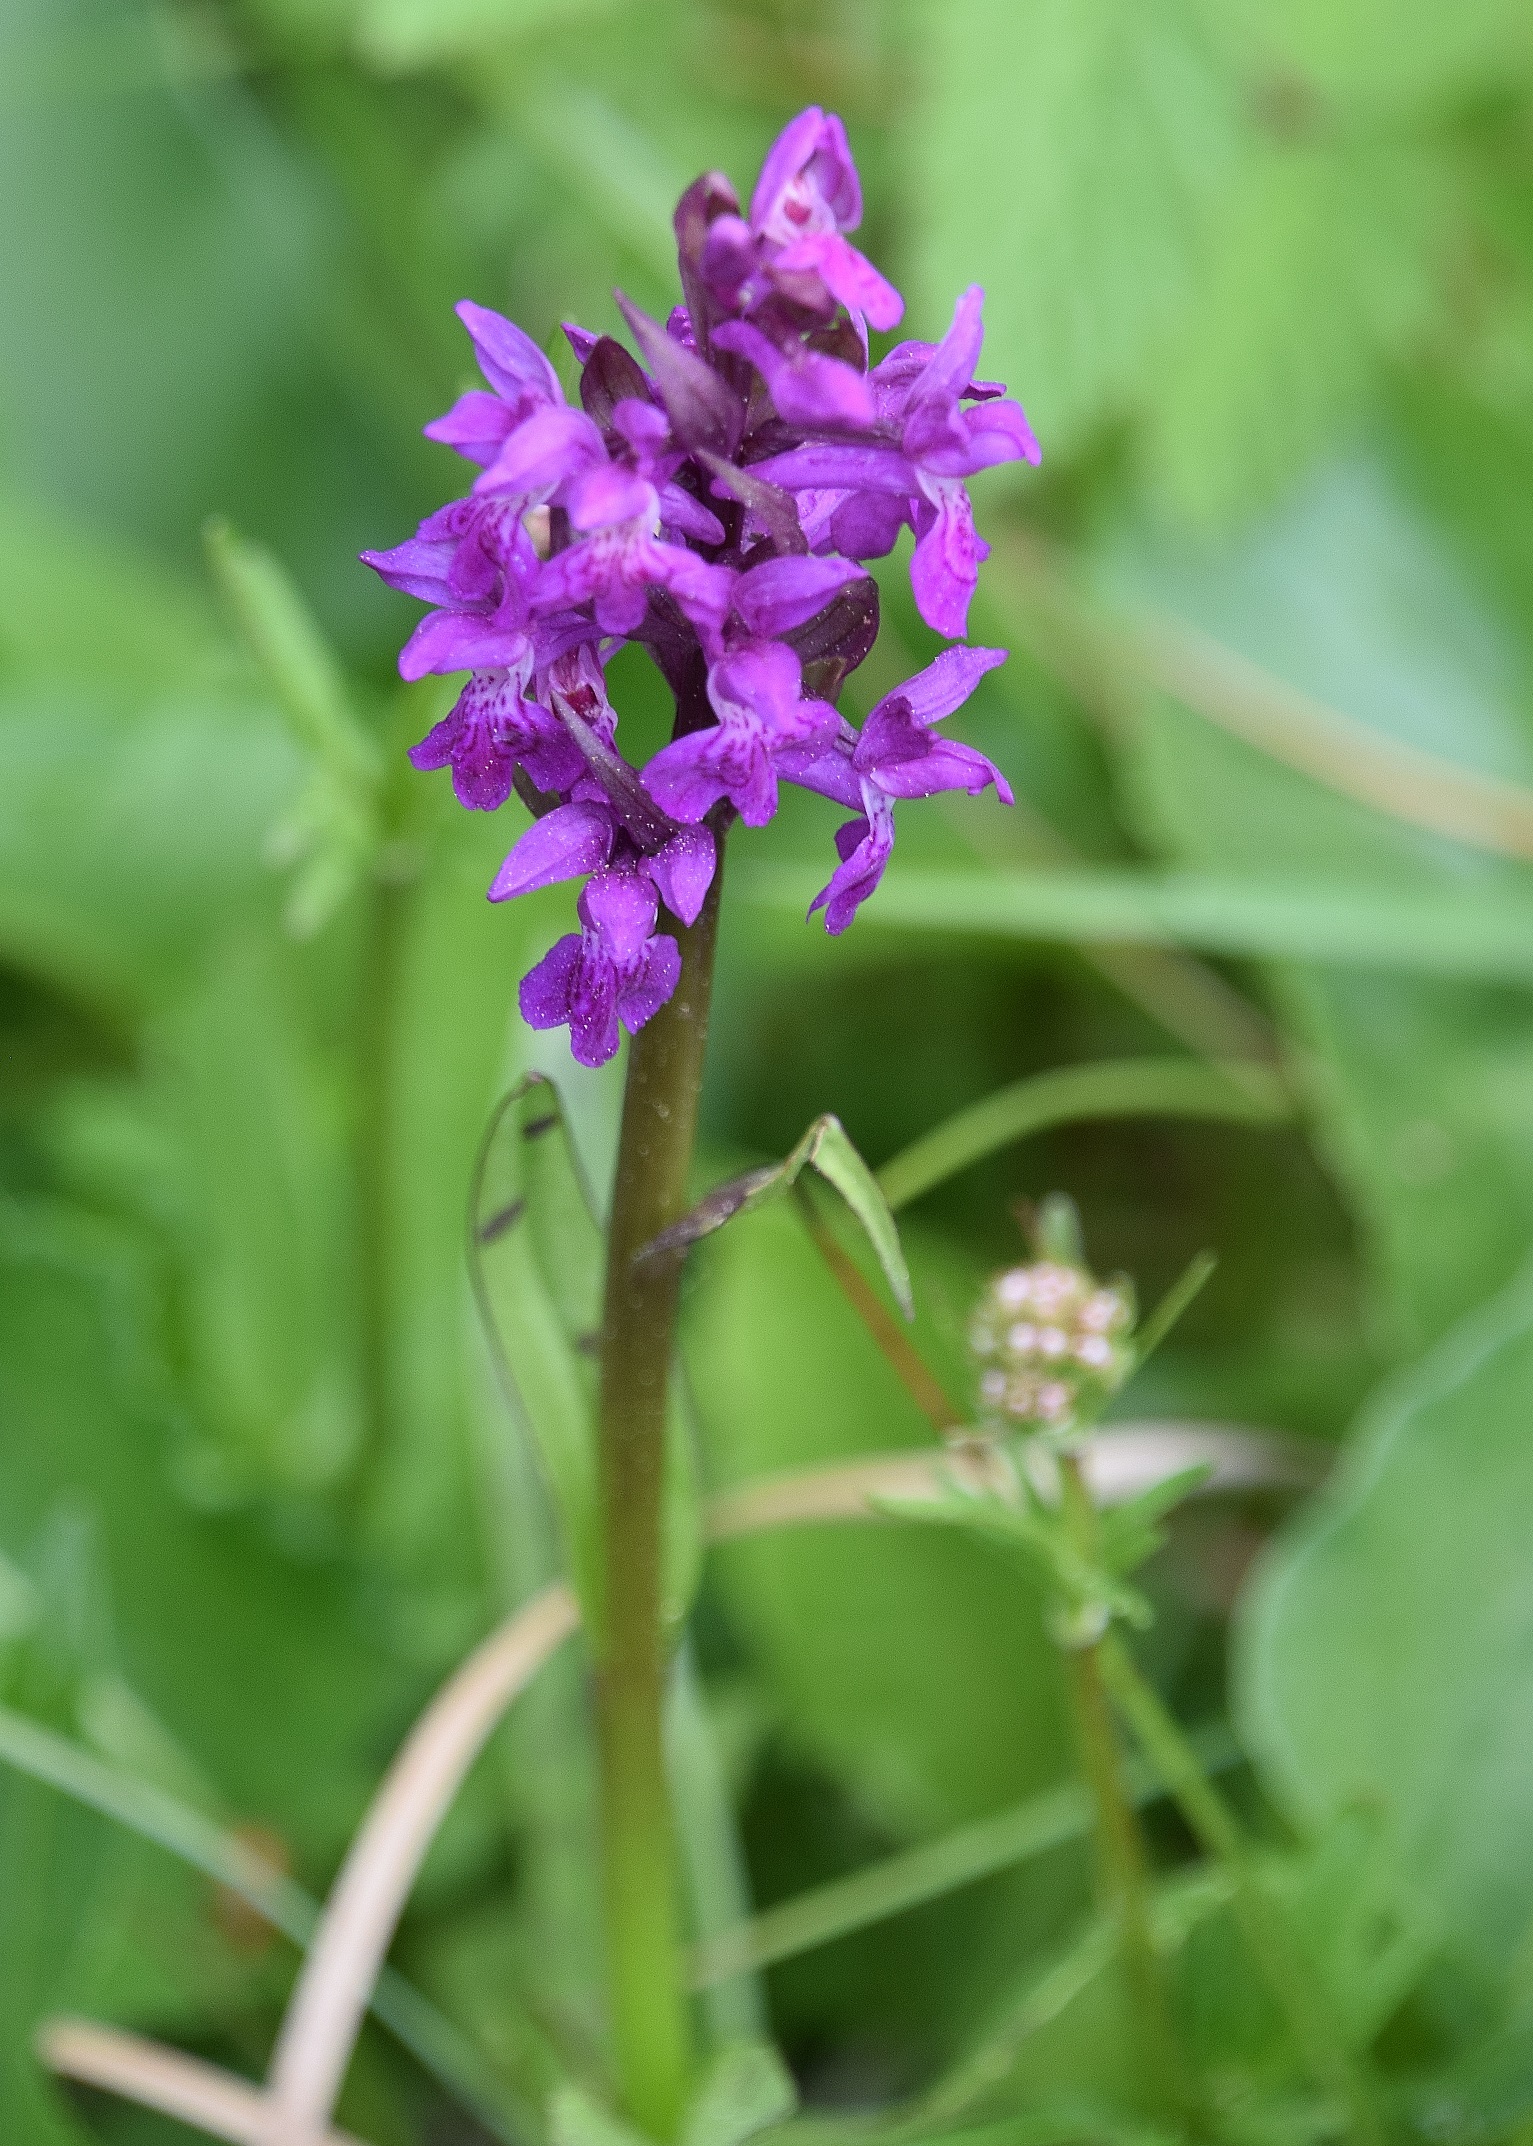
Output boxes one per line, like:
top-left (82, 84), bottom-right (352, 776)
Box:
top-left (968, 1255), bottom-right (1133, 1434)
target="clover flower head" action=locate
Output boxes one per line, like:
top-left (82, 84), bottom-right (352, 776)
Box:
top-left (365, 107), bottom-right (1037, 1064)
top-left (971, 1261), bottom-right (1134, 1435)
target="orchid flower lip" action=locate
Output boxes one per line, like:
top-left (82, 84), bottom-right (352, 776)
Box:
top-left (364, 104), bottom-right (1029, 1063)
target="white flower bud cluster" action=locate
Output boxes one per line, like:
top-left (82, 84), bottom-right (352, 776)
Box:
top-left (969, 1260), bottom-right (1133, 1432)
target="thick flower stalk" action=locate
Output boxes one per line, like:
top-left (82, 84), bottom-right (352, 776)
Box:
top-left (366, 106), bottom-right (1037, 2136)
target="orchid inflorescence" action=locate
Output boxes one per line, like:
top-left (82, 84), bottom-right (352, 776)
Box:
top-left (365, 106), bottom-right (1039, 1067)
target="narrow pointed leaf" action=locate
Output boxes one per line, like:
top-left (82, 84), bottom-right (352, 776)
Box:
top-left (637, 1115), bottom-right (911, 1317)
top-left (469, 1075), bottom-right (604, 1623)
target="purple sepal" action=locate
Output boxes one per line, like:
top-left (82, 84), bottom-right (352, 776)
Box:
top-left (828, 491), bottom-right (911, 561)
top-left (616, 293), bottom-right (744, 457)
top-left (659, 484), bottom-right (727, 546)
top-left (772, 231), bottom-right (902, 333)
top-left (475, 404), bottom-right (606, 498)
top-left (563, 321), bottom-right (601, 364)
top-left (456, 300), bottom-right (563, 409)
top-left (423, 389), bottom-right (518, 468)
top-left (750, 443), bottom-right (916, 495)
top-left (774, 729), bottom-right (861, 811)
top-left (731, 554), bottom-right (864, 638)
top-left (647, 823), bottom-right (717, 925)
top-left (712, 320), bottom-right (875, 430)
top-left (910, 481), bottom-right (988, 639)
top-left (398, 609), bottom-right (527, 681)
top-left (489, 800), bottom-right (616, 902)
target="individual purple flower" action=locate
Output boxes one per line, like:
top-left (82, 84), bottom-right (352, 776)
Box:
top-left (711, 318), bottom-right (875, 431)
top-left (407, 630), bottom-right (612, 811)
top-left (778, 646), bottom-right (1012, 931)
top-left (532, 463), bottom-right (734, 640)
top-left (519, 869), bottom-right (683, 1069)
top-left (751, 286), bottom-right (1040, 638)
top-left (702, 108), bottom-right (903, 334)
top-left (420, 300), bottom-right (564, 470)
top-left (644, 641), bottom-right (837, 827)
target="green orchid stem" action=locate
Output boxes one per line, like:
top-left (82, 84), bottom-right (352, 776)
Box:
top-left (1096, 1626), bottom-right (1383, 2145)
top-left (1055, 1456), bottom-right (1193, 2124)
top-left (595, 853), bottom-right (725, 2140)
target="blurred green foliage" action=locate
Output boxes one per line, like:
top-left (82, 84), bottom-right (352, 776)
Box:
top-left (3, 0), bottom-right (1533, 2139)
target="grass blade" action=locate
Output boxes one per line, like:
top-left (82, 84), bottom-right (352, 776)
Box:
top-left (740, 864), bottom-right (1533, 982)
top-left (876, 1057), bottom-right (1290, 1211)
top-left (689, 1724), bottom-right (1238, 1987)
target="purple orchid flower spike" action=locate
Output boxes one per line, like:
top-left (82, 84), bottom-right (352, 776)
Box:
top-left (779, 646), bottom-right (1012, 932)
top-left (365, 103), bottom-right (1031, 1072)
top-left (644, 640), bottom-right (837, 827)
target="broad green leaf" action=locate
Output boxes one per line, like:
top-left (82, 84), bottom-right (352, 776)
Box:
top-left (470, 1072), bottom-right (603, 1620)
top-left (1237, 1253), bottom-right (1533, 1983)
top-left (1111, 456), bottom-right (1533, 1344)
top-left (644, 1114), bottom-right (912, 1319)
top-left (907, 0), bottom-right (1237, 457)
top-left (876, 1058), bottom-right (1289, 1212)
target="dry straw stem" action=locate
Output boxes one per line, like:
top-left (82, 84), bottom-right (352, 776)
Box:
top-left (42, 1425), bottom-right (1311, 2146)
top-left (987, 525), bottom-right (1533, 864)
top-left (40, 2020), bottom-right (365, 2146)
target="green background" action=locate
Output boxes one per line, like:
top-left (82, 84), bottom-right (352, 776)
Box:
top-left (4, 0), bottom-right (1533, 2138)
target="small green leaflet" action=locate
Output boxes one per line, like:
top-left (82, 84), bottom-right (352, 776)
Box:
top-left (638, 1114), bottom-right (913, 1319)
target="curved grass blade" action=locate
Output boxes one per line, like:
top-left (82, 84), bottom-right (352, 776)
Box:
top-left (877, 1057), bottom-right (1289, 1212)
top-left (739, 863), bottom-right (1533, 982)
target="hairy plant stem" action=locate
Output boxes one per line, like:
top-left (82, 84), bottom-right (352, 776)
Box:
top-left (1055, 1454), bottom-right (1192, 2124)
top-left (594, 853), bottom-right (725, 2140)
top-left (1095, 1627), bottom-right (1383, 2145)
